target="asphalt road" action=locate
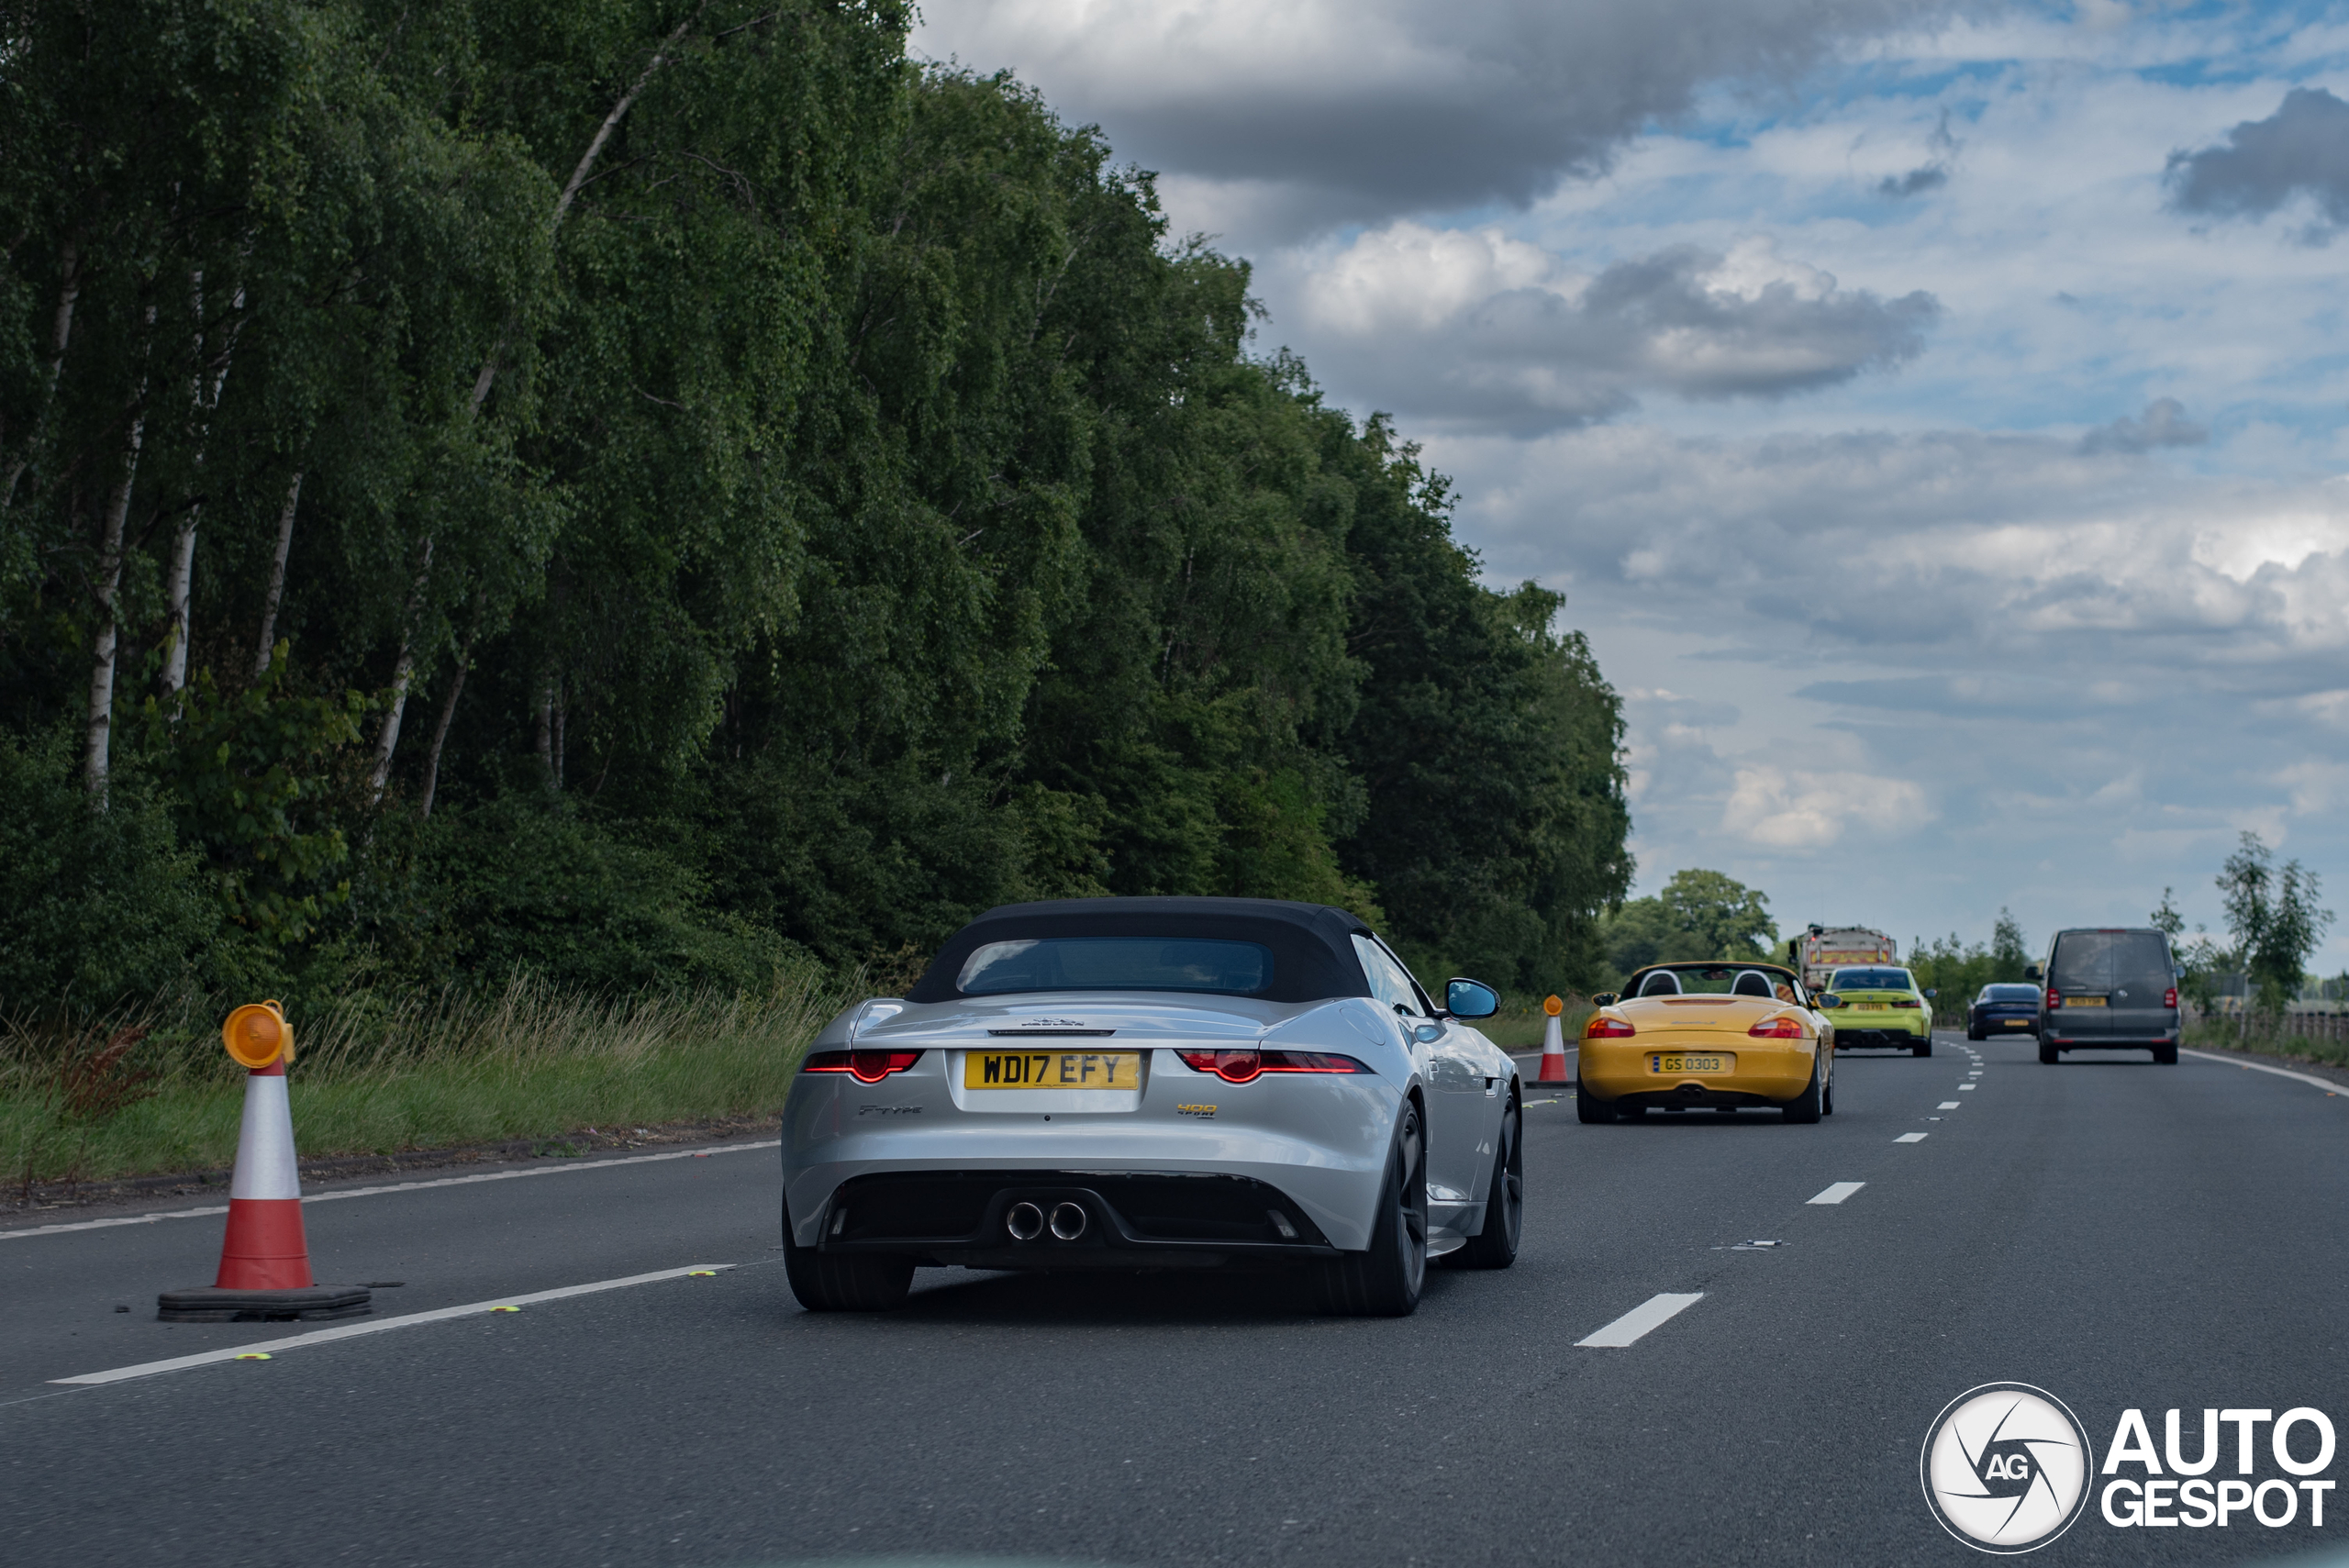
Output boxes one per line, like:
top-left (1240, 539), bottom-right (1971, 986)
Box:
top-left (5, 1034), bottom-right (2346, 1568)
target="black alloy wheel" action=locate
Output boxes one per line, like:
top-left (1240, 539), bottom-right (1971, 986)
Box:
top-left (1912, 1034), bottom-right (1933, 1058)
top-left (1575, 1070), bottom-right (1615, 1123)
top-left (1456, 1101), bottom-right (1521, 1269)
top-left (1782, 1056), bottom-right (1824, 1123)
top-left (782, 1209), bottom-right (915, 1311)
top-left (1822, 1070), bottom-right (1835, 1116)
top-left (2154, 1042), bottom-right (2178, 1065)
top-left (2039, 1038), bottom-right (2059, 1064)
top-left (1318, 1100), bottom-right (1428, 1316)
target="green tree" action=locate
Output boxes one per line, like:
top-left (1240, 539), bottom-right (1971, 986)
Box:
top-left (1600, 870), bottom-right (1772, 980)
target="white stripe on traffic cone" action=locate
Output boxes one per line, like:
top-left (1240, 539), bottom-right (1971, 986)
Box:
top-left (1538, 995), bottom-right (1571, 1083)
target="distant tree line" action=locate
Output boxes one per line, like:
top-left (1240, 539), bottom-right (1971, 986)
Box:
top-left (0, 0), bottom-right (1632, 1017)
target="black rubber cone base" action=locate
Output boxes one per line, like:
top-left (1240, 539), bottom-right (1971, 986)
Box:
top-left (156, 1285), bottom-right (373, 1323)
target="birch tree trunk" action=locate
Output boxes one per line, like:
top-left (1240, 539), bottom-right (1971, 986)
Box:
top-left (417, 636), bottom-right (473, 819)
top-left (84, 306), bottom-right (159, 800)
top-left (368, 536), bottom-right (434, 798)
top-left (253, 469), bottom-right (304, 675)
top-left (370, 10), bottom-right (705, 791)
top-left (161, 272), bottom-right (242, 697)
top-left (2, 238), bottom-right (83, 513)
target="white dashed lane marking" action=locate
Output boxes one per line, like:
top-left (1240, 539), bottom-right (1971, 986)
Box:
top-left (1808, 1182), bottom-right (1866, 1206)
top-left (1896, 1132), bottom-right (1929, 1143)
top-left (1576, 1292), bottom-right (1705, 1348)
top-left (1939, 1101), bottom-right (1961, 1109)
top-left (1958, 1084), bottom-right (1976, 1092)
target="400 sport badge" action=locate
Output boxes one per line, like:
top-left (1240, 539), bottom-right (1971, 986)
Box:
top-left (1921, 1383), bottom-right (2096, 1552)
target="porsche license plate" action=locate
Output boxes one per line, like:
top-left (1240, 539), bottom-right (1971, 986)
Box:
top-left (2004, 1018), bottom-right (2032, 1027)
top-left (2063, 995), bottom-right (2107, 1008)
top-left (963, 1051), bottom-right (1141, 1089)
top-left (1650, 1052), bottom-right (1731, 1073)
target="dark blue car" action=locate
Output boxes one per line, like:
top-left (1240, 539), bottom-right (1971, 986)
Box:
top-left (1967, 983), bottom-right (2041, 1040)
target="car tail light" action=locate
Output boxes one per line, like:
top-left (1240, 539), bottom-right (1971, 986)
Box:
top-left (2165, 986), bottom-right (2178, 1009)
top-left (1891, 999), bottom-right (1920, 1009)
top-left (1747, 1016), bottom-right (1807, 1039)
top-left (803, 1049), bottom-right (923, 1084)
top-left (1584, 1016), bottom-right (1637, 1040)
top-left (2046, 988), bottom-right (2061, 1010)
top-left (1175, 1049), bottom-right (1367, 1084)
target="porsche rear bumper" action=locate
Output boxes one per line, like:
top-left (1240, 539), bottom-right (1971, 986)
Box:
top-left (1576, 1039), bottom-right (1818, 1105)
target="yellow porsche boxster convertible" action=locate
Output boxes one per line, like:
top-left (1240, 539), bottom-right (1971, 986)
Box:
top-left (1576, 962), bottom-right (1837, 1124)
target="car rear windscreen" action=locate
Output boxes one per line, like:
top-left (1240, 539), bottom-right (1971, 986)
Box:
top-left (1831, 969), bottom-right (1910, 990)
top-left (955, 938), bottom-right (1275, 996)
top-left (1984, 984), bottom-right (2039, 1001)
top-left (2115, 933), bottom-right (2174, 993)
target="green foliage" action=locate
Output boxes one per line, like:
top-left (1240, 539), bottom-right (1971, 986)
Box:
top-left (1599, 869), bottom-right (1773, 980)
top-left (0, 10), bottom-right (1633, 1018)
top-left (2219, 832), bottom-right (2334, 1022)
top-left (0, 729), bottom-right (217, 1007)
top-left (143, 659), bottom-right (365, 942)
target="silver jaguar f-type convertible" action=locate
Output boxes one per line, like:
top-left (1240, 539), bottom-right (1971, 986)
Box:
top-left (780, 897), bottom-right (1523, 1316)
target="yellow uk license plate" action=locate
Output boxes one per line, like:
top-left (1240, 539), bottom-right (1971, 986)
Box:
top-left (2064, 995), bottom-right (2107, 1008)
top-left (963, 1051), bottom-right (1142, 1089)
top-left (1854, 1002), bottom-right (1887, 1010)
top-left (2005, 1018), bottom-right (2032, 1027)
top-left (1650, 1052), bottom-right (1731, 1073)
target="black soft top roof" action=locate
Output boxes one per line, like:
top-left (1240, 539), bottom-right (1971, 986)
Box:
top-left (905, 897), bottom-right (1376, 1005)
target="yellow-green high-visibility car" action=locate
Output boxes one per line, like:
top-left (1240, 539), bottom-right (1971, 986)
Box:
top-left (1826, 966), bottom-right (1936, 1057)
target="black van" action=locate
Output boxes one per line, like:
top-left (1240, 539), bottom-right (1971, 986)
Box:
top-left (2026, 928), bottom-right (2180, 1064)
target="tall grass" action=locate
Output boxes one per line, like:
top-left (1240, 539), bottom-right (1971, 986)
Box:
top-left (3, 971), bottom-right (847, 1188)
top-left (2183, 1018), bottom-right (2349, 1072)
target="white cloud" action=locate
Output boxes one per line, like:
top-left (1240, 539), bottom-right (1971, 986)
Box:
top-left (1297, 228), bottom-right (1936, 432)
top-left (1722, 765), bottom-right (1932, 849)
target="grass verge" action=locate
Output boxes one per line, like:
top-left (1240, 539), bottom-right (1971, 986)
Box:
top-left (2183, 1019), bottom-right (2349, 1072)
top-left (3, 973), bottom-right (845, 1189)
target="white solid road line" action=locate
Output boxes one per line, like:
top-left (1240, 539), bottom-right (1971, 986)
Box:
top-left (1576, 1292), bottom-right (1704, 1348)
top-left (1, 1140), bottom-right (782, 1241)
top-left (2179, 1049), bottom-right (2346, 1097)
top-left (1895, 1132), bottom-right (1929, 1143)
top-left (50, 1263), bottom-right (737, 1386)
top-left (1807, 1182), bottom-right (1865, 1206)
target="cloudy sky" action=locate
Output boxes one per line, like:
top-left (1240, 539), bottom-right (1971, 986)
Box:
top-left (916, 0), bottom-right (2349, 967)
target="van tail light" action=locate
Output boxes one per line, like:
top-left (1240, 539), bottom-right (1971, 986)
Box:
top-left (1747, 1016), bottom-right (1807, 1039)
top-left (1584, 1016), bottom-right (1637, 1040)
top-left (2165, 987), bottom-right (2178, 1009)
top-left (804, 1049), bottom-right (924, 1084)
top-left (1176, 1050), bottom-right (1366, 1084)
top-left (2046, 989), bottom-right (2061, 1010)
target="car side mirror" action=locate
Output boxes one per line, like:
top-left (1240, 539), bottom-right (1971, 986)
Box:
top-left (1412, 1022), bottom-right (1443, 1044)
top-left (1444, 977), bottom-right (1500, 1019)
top-left (2024, 964), bottom-right (2042, 981)
top-left (1924, 988), bottom-right (1937, 999)
top-left (1816, 994), bottom-right (1843, 1008)
top-left (1589, 992), bottom-right (1620, 1007)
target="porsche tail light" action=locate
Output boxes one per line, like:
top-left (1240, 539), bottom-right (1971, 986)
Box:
top-left (1176, 1049), bottom-right (1366, 1084)
top-left (2046, 988), bottom-right (2061, 1010)
top-left (803, 1049), bottom-right (923, 1084)
top-left (1584, 1016), bottom-right (1637, 1040)
top-left (2165, 986), bottom-right (2178, 1009)
top-left (1747, 1016), bottom-right (1807, 1039)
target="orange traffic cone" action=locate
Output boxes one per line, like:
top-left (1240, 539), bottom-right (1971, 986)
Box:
top-left (1537, 995), bottom-right (1572, 1083)
top-left (157, 1003), bottom-right (371, 1323)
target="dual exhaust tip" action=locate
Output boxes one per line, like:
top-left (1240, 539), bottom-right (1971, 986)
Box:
top-left (1007, 1200), bottom-right (1087, 1242)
